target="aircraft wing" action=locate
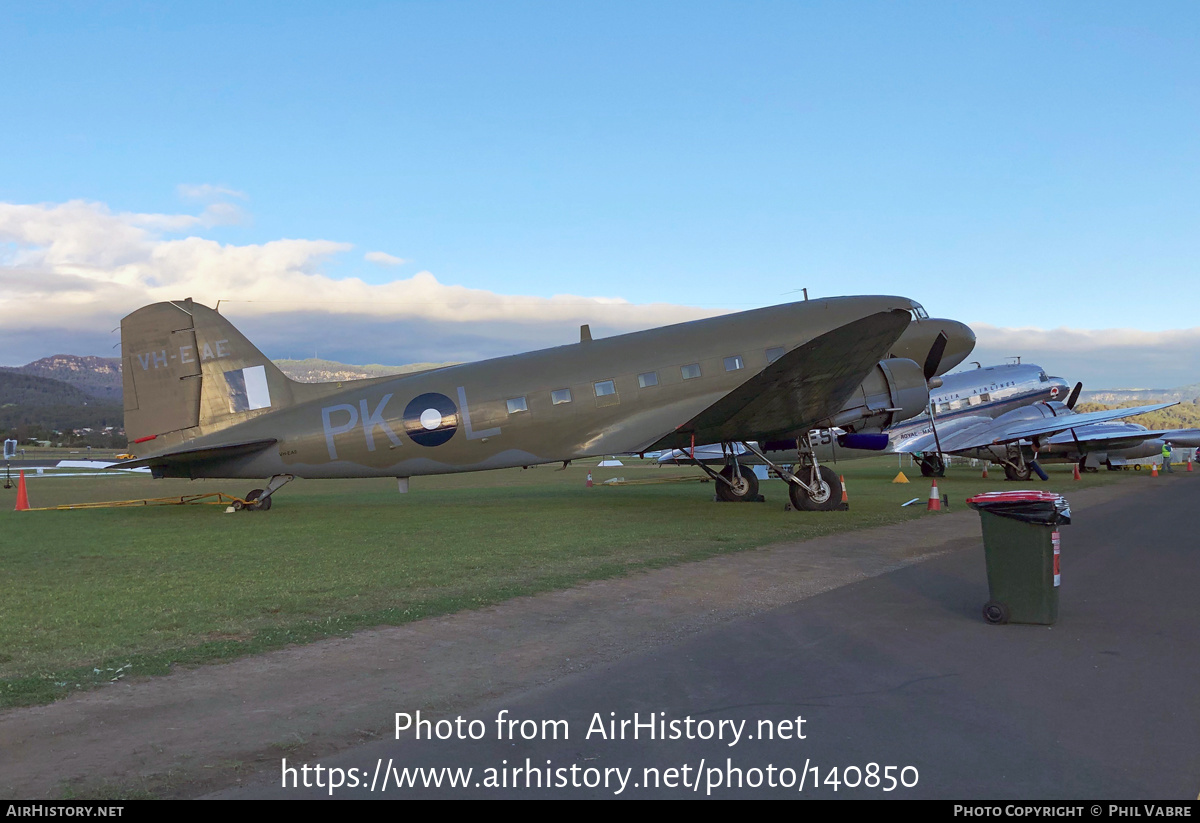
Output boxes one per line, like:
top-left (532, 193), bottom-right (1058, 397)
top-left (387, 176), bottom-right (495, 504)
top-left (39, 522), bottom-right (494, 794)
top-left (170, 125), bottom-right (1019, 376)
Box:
top-left (646, 309), bottom-right (912, 450)
top-left (892, 415), bottom-right (997, 454)
top-left (988, 403), bottom-right (1177, 444)
top-left (1041, 427), bottom-right (1176, 445)
top-left (1157, 429), bottom-right (1200, 447)
top-left (898, 403), bottom-right (1178, 454)
top-left (112, 438), bottom-right (278, 469)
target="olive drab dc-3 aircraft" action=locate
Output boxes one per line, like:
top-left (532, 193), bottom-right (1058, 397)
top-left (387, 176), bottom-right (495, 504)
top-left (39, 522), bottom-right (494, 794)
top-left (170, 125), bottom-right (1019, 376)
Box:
top-left (116, 296), bottom-right (974, 511)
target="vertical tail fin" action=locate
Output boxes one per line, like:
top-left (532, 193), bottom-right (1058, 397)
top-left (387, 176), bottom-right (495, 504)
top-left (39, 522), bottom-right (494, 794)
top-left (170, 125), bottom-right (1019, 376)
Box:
top-left (121, 299), bottom-right (299, 451)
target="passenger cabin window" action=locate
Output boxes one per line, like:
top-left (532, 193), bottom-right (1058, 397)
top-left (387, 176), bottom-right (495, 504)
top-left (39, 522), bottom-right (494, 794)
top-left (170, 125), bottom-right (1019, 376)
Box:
top-left (551, 388), bottom-right (572, 405)
top-left (980, 392), bottom-right (991, 402)
top-left (506, 397), bottom-right (528, 414)
top-left (594, 380), bottom-right (616, 397)
top-left (724, 355), bottom-right (744, 372)
top-left (681, 363), bottom-right (701, 380)
top-left (638, 372), bottom-right (658, 388)
top-left (765, 346), bottom-right (785, 364)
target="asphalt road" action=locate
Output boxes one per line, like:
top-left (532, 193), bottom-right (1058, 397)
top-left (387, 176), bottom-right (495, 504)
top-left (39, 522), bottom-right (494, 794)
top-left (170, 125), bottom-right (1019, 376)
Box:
top-left (218, 473), bottom-right (1199, 800)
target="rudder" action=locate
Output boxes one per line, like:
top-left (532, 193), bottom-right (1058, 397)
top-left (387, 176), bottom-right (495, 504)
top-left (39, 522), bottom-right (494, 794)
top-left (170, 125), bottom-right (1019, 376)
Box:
top-left (121, 299), bottom-right (299, 451)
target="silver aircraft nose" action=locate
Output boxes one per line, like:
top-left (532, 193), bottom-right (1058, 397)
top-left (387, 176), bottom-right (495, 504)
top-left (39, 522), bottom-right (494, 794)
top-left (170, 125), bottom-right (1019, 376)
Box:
top-left (889, 318), bottom-right (976, 376)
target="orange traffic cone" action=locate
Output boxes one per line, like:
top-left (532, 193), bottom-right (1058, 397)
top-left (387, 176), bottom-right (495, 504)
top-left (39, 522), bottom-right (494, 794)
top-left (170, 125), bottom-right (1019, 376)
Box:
top-left (981, 464), bottom-right (988, 479)
top-left (1072, 464), bottom-right (1081, 481)
top-left (1151, 462), bottom-right (1159, 477)
top-left (927, 479), bottom-right (941, 511)
top-left (1188, 459), bottom-right (1193, 472)
top-left (586, 471), bottom-right (593, 488)
top-left (14, 470), bottom-right (29, 511)
top-left (840, 475), bottom-right (848, 504)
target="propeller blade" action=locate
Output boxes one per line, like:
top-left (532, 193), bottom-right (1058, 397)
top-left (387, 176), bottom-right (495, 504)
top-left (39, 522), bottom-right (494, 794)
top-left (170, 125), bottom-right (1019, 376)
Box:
top-left (1066, 382), bottom-right (1082, 410)
top-left (923, 332), bottom-right (949, 382)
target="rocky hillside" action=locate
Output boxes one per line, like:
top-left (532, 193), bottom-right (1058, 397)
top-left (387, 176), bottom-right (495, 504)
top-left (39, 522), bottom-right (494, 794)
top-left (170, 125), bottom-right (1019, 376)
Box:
top-left (274, 358), bottom-right (453, 382)
top-left (3, 355), bottom-right (124, 402)
top-left (1080, 383), bottom-right (1200, 405)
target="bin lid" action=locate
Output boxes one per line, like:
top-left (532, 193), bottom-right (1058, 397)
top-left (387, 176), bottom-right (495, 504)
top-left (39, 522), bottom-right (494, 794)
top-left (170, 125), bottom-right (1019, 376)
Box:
top-left (966, 490), bottom-right (1070, 525)
top-left (966, 490), bottom-right (1064, 504)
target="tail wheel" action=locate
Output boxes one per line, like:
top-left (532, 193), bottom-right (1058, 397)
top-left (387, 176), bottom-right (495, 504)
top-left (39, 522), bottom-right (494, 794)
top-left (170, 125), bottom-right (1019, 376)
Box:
top-left (788, 465), bottom-right (842, 511)
top-left (717, 464), bottom-right (759, 502)
top-left (245, 489), bottom-right (272, 511)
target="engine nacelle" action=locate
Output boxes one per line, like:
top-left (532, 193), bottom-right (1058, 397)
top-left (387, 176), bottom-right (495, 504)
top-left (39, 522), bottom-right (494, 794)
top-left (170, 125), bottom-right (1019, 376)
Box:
top-left (815, 358), bottom-right (930, 433)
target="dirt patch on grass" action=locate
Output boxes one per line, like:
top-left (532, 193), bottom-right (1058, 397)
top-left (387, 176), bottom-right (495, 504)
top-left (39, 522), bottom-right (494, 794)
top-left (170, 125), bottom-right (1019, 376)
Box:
top-left (0, 484), bottom-right (1132, 798)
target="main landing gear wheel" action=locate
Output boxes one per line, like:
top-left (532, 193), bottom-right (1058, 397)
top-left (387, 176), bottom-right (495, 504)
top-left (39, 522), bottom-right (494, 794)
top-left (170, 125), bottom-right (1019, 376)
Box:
top-left (1078, 459), bottom-right (1098, 474)
top-left (245, 489), bottom-right (272, 511)
top-left (788, 465), bottom-right (842, 511)
top-left (1004, 463), bottom-right (1032, 482)
top-left (919, 455), bottom-right (946, 477)
top-left (716, 464), bottom-right (759, 502)
top-left (983, 600), bottom-right (1011, 625)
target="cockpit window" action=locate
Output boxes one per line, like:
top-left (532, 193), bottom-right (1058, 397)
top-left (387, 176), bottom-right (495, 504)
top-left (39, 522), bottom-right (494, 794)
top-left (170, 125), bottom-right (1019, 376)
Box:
top-left (911, 304), bottom-right (929, 320)
top-left (1039, 371), bottom-right (1048, 382)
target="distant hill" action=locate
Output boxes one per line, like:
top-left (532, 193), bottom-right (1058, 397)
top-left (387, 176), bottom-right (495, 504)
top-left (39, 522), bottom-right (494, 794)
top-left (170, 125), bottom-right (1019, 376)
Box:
top-left (1074, 399), bottom-right (1200, 431)
top-left (2, 355), bottom-right (123, 402)
top-left (1080, 383), bottom-right (1200, 405)
top-left (274, 358), bottom-right (454, 383)
top-left (0, 371), bottom-right (125, 440)
top-left (0, 371), bottom-right (99, 407)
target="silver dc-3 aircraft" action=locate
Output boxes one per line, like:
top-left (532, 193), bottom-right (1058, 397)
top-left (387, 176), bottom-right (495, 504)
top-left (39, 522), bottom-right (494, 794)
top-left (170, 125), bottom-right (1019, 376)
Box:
top-left (116, 296), bottom-right (973, 510)
top-left (661, 362), bottom-right (1189, 483)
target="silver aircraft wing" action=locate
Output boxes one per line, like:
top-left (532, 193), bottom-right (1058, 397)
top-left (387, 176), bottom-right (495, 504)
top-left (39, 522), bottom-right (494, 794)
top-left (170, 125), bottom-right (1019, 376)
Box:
top-left (898, 402), bottom-right (1178, 454)
top-left (988, 403), bottom-right (1177, 444)
top-left (892, 414), bottom-right (995, 454)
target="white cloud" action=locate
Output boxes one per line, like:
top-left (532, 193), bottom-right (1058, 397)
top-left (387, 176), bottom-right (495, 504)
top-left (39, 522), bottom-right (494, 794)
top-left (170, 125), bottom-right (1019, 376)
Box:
top-left (364, 251), bottom-right (406, 266)
top-left (176, 183), bottom-right (247, 201)
top-left (0, 198), bottom-right (716, 365)
top-left (965, 323), bottom-right (1200, 389)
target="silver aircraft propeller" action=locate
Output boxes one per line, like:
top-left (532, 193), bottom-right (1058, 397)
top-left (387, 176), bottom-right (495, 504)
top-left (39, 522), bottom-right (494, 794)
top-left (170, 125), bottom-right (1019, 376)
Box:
top-left (1066, 381), bottom-right (1082, 410)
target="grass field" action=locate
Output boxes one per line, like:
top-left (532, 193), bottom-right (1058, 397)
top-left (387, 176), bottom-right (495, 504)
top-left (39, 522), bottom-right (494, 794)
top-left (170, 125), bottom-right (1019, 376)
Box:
top-left (0, 457), bottom-right (1141, 708)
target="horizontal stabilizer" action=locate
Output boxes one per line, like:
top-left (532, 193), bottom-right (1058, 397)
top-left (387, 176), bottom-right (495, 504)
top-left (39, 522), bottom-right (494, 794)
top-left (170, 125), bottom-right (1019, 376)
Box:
top-left (112, 438), bottom-right (278, 469)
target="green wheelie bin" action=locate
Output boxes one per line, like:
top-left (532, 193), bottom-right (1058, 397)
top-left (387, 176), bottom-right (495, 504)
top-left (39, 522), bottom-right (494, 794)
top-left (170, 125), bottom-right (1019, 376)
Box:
top-left (966, 491), bottom-right (1070, 625)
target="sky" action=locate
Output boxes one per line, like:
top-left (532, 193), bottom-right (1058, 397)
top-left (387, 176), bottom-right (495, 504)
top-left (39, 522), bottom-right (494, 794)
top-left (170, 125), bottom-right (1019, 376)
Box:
top-left (1, 1), bottom-right (1197, 388)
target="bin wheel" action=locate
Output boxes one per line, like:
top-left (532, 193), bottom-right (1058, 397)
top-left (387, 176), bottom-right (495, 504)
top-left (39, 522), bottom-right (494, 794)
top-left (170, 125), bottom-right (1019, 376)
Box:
top-left (983, 600), bottom-right (1010, 625)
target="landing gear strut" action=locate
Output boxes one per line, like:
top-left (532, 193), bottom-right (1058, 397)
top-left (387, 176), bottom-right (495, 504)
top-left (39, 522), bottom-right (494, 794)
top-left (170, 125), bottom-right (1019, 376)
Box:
top-left (716, 462), bottom-right (759, 502)
top-left (918, 454), bottom-right (946, 477)
top-left (234, 474), bottom-right (294, 512)
top-left (1001, 444), bottom-right (1032, 482)
top-left (742, 435), bottom-right (844, 511)
top-left (689, 444), bottom-right (762, 502)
